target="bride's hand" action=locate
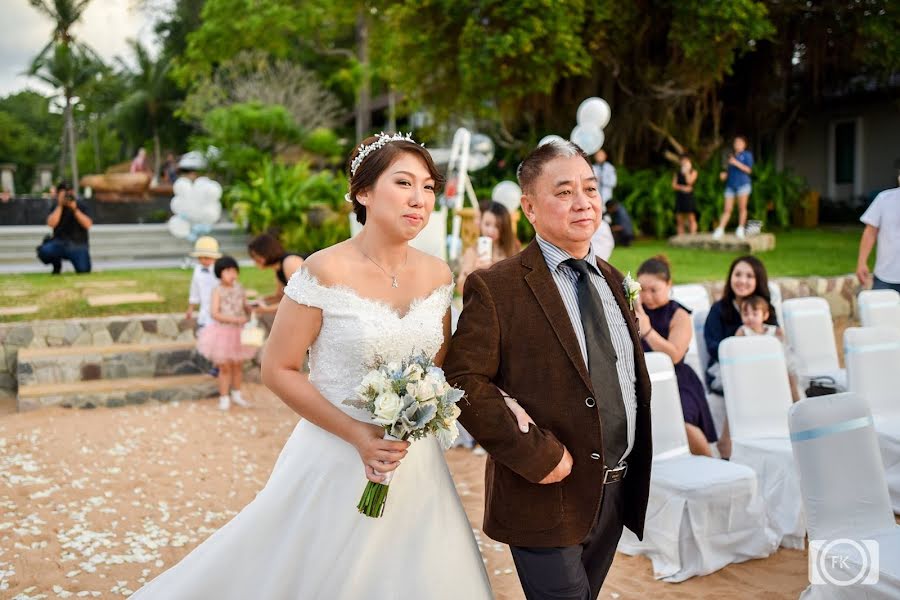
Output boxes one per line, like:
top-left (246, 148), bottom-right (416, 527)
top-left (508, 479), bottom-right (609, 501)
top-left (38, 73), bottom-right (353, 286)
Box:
top-left (352, 422), bottom-right (410, 483)
top-left (501, 392), bottom-right (535, 433)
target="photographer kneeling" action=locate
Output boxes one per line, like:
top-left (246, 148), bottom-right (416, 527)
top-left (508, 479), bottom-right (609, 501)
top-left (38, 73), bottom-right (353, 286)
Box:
top-left (37, 181), bottom-right (94, 274)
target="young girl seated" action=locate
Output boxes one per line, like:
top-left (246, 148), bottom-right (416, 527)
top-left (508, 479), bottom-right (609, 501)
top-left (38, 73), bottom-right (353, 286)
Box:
top-left (736, 295), bottom-right (782, 338)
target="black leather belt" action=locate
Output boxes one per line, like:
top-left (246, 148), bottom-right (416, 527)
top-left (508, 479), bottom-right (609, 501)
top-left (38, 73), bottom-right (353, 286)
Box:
top-left (603, 462), bottom-right (627, 485)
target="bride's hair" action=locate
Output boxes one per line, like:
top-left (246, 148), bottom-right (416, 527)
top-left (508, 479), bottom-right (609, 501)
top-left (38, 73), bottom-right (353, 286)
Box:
top-left (347, 135), bottom-right (444, 225)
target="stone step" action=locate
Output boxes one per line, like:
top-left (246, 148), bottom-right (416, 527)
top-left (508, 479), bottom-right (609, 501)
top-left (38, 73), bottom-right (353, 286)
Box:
top-left (16, 341), bottom-right (206, 387)
top-left (16, 373), bottom-right (217, 412)
top-left (668, 232), bottom-right (776, 252)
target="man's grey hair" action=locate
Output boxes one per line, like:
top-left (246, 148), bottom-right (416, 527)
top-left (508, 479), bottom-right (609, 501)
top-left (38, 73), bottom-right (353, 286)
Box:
top-left (516, 139), bottom-right (592, 194)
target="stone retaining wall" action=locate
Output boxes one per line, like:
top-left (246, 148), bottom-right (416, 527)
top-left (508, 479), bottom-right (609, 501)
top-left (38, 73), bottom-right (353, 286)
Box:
top-left (0, 313), bottom-right (264, 393)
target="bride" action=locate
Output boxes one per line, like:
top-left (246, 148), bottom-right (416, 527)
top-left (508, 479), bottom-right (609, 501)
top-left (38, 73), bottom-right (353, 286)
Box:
top-left (133, 133), bottom-right (530, 598)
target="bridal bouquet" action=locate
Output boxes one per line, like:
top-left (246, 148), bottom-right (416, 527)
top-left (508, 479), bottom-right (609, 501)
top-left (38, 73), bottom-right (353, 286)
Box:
top-left (344, 353), bottom-right (465, 517)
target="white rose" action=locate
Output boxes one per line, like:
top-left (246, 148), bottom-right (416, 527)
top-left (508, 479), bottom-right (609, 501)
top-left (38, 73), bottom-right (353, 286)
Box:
top-left (407, 380), bottom-right (436, 403)
top-left (445, 403), bottom-right (462, 423)
top-left (403, 363), bottom-right (424, 382)
top-left (372, 392), bottom-right (403, 425)
top-left (360, 370), bottom-right (390, 395)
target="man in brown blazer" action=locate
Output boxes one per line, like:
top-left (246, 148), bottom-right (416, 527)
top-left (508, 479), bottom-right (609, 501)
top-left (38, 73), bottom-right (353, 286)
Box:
top-left (444, 140), bottom-right (652, 600)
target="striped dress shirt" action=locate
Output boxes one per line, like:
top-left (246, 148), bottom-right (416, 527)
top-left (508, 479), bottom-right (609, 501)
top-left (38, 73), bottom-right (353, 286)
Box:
top-left (535, 235), bottom-right (637, 462)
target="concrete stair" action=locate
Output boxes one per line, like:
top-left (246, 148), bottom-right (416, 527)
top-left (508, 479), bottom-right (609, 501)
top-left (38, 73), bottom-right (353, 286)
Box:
top-left (0, 222), bottom-right (250, 273)
top-left (15, 341), bottom-right (217, 411)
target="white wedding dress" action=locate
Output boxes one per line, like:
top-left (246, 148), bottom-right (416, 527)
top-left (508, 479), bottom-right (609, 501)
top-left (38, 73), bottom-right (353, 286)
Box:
top-left (134, 269), bottom-right (493, 599)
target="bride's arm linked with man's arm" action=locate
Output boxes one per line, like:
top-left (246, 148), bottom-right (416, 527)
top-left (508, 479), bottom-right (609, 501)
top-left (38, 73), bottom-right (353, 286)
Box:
top-left (445, 272), bottom-right (574, 485)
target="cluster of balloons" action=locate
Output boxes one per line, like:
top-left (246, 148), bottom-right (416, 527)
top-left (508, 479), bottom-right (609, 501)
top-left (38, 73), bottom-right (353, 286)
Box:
top-left (167, 176), bottom-right (223, 241)
top-left (539, 97), bottom-right (612, 156)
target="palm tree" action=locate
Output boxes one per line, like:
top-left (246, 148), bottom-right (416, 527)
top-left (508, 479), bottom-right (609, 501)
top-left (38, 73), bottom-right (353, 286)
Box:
top-left (27, 0), bottom-right (96, 192)
top-left (28, 0), bottom-right (94, 59)
top-left (28, 44), bottom-right (100, 192)
top-left (114, 40), bottom-right (173, 177)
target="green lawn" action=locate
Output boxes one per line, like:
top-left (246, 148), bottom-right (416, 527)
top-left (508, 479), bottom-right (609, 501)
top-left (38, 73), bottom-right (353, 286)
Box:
top-left (610, 228), bottom-right (863, 283)
top-left (0, 228), bottom-right (865, 323)
top-left (0, 265), bottom-right (277, 323)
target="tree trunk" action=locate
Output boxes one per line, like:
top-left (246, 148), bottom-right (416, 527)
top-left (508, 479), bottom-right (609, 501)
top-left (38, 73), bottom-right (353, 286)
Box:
top-left (91, 116), bottom-right (101, 173)
top-left (65, 94), bottom-right (79, 194)
top-left (354, 10), bottom-right (371, 142)
top-left (153, 128), bottom-right (162, 181)
top-left (387, 87), bottom-right (396, 132)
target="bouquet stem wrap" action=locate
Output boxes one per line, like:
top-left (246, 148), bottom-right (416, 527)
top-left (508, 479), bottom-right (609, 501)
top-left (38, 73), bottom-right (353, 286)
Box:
top-left (357, 433), bottom-right (399, 518)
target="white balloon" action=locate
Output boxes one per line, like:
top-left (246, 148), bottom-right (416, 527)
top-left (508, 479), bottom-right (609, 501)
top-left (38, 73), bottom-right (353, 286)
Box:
top-left (538, 134), bottom-right (565, 147)
top-left (491, 180), bottom-right (522, 212)
top-left (167, 215), bottom-right (192, 239)
top-left (196, 201), bottom-right (222, 225)
top-left (570, 124), bottom-right (604, 155)
top-left (173, 177), bottom-right (192, 198)
top-left (468, 133), bottom-right (495, 171)
top-left (576, 97), bottom-right (611, 129)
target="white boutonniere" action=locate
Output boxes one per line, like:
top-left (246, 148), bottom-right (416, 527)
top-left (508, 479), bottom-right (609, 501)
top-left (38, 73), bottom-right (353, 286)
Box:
top-left (623, 272), bottom-right (641, 310)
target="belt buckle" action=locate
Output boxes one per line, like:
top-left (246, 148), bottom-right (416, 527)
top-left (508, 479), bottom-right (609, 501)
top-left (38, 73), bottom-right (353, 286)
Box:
top-left (603, 462), bottom-right (627, 484)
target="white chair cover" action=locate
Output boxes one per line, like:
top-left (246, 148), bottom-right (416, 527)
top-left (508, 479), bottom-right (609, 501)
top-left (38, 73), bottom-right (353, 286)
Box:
top-left (690, 307), bottom-right (710, 390)
top-left (790, 393), bottom-right (900, 599)
top-left (618, 353), bottom-right (777, 581)
top-left (720, 336), bottom-right (805, 549)
top-left (671, 284), bottom-right (711, 313)
top-left (858, 289), bottom-right (900, 332)
top-left (671, 285), bottom-right (708, 385)
top-left (782, 296), bottom-right (846, 388)
top-left (844, 326), bottom-right (900, 512)
top-left (769, 281), bottom-right (785, 331)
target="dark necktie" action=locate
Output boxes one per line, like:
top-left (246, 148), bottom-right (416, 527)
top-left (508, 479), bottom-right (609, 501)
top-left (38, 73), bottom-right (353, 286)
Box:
top-left (564, 258), bottom-right (628, 468)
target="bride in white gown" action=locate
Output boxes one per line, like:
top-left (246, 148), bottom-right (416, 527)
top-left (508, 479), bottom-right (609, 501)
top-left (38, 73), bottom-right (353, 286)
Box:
top-left (133, 134), bottom-right (527, 599)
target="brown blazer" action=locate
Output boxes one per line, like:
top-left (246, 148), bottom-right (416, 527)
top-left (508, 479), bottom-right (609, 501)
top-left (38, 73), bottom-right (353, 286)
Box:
top-left (444, 241), bottom-right (652, 548)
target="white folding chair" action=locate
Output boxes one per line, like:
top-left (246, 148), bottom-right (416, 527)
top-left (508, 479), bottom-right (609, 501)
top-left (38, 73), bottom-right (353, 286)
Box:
top-left (618, 353), bottom-right (776, 581)
top-left (844, 326), bottom-right (900, 512)
top-left (769, 281), bottom-right (785, 331)
top-left (691, 307), bottom-right (710, 389)
top-left (720, 336), bottom-right (805, 549)
top-left (790, 393), bottom-right (900, 599)
top-left (858, 289), bottom-right (900, 332)
top-left (782, 297), bottom-right (846, 389)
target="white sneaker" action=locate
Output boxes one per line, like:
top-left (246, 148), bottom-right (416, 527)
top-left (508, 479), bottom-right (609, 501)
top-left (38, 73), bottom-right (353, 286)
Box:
top-left (230, 390), bottom-right (251, 408)
top-left (712, 227), bottom-right (724, 240)
top-left (218, 395), bottom-right (230, 411)
top-left (735, 226), bottom-right (745, 239)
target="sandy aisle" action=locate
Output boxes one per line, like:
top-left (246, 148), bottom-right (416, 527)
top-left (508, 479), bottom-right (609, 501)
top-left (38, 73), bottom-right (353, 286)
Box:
top-left (1, 385), bottom-right (811, 599)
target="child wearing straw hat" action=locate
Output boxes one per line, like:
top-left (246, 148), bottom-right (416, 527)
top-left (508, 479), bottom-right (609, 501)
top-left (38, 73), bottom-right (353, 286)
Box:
top-left (186, 236), bottom-right (222, 329)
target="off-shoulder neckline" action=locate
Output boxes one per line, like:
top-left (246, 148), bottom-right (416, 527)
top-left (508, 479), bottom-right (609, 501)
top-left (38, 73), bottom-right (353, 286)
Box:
top-left (293, 269), bottom-right (453, 320)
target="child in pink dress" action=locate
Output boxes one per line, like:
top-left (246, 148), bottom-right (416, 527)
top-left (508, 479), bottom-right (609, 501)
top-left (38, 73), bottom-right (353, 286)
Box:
top-left (197, 256), bottom-right (258, 410)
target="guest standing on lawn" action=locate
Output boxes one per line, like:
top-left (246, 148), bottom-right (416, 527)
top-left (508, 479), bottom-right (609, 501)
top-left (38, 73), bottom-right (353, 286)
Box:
top-left (857, 180), bottom-right (900, 293)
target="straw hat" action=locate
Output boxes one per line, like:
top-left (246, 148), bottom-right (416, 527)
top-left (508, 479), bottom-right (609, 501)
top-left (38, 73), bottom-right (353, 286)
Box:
top-left (190, 236), bottom-right (222, 258)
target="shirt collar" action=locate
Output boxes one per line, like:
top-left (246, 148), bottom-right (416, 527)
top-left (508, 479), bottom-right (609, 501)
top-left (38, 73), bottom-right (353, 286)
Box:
top-left (535, 235), bottom-right (602, 277)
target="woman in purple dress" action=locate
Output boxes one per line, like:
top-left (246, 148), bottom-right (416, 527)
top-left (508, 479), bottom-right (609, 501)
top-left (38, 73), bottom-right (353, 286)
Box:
top-left (634, 256), bottom-right (717, 456)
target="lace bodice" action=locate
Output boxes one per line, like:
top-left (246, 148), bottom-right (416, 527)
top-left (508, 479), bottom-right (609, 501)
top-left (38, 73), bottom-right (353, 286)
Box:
top-left (283, 269), bottom-right (453, 419)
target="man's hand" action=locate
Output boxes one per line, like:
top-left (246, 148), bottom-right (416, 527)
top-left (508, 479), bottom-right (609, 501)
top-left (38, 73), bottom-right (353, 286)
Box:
top-left (539, 446), bottom-right (573, 484)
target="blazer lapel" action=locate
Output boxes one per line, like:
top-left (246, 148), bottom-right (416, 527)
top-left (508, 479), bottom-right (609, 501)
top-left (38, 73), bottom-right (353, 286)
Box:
top-left (522, 244), bottom-right (594, 393)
